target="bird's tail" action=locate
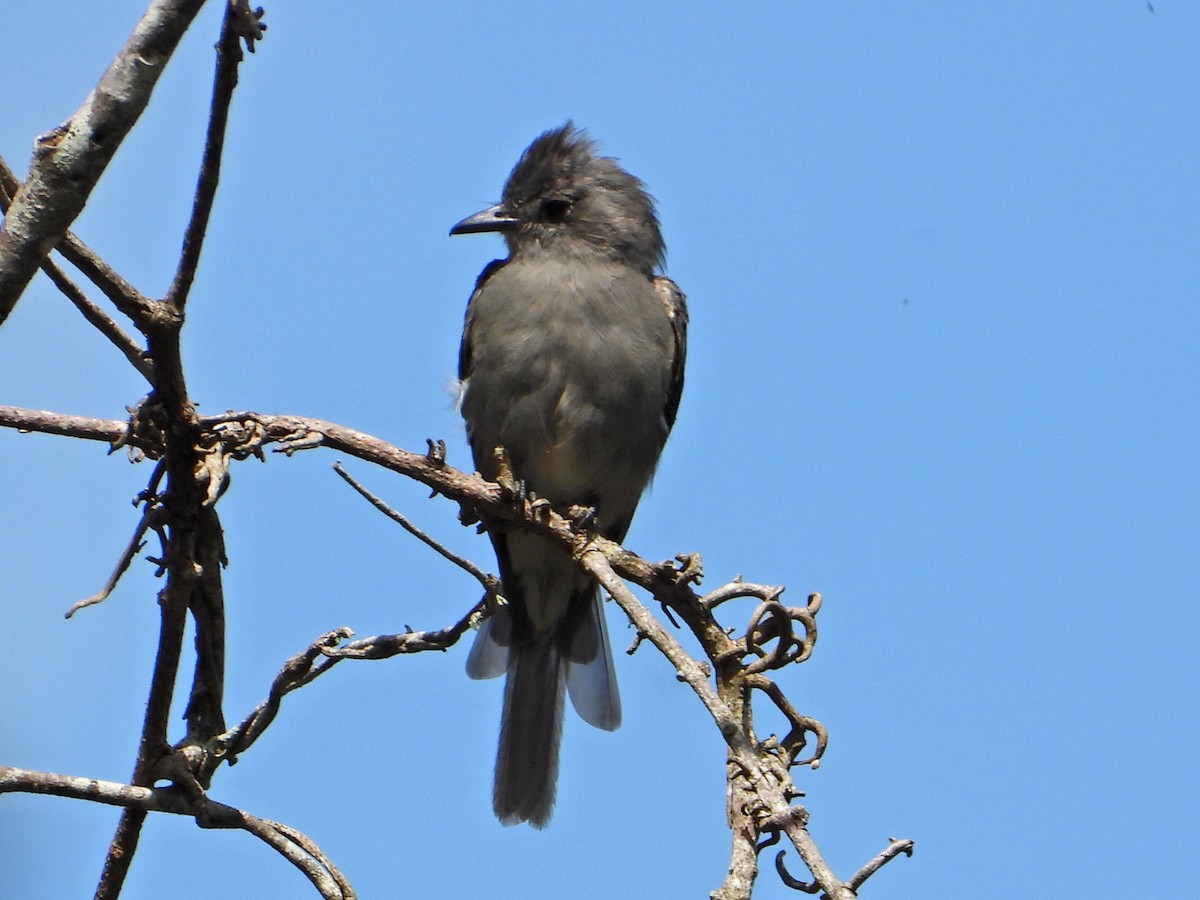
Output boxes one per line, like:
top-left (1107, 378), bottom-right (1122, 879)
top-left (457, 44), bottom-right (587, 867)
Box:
top-left (494, 640), bottom-right (565, 828)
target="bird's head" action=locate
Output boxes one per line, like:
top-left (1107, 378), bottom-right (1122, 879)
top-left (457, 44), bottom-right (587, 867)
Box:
top-left (451, 123), bottom-right (664, 275)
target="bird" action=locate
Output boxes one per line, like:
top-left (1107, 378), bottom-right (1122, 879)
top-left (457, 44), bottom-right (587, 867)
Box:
top-left (450, 123), bottom-right (687, 827)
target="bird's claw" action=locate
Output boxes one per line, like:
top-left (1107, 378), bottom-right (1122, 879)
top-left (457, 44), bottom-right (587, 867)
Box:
top-left (492, 447), bottom-right (528, 500)
top-left (425, 438), bottom-right (447, 466)
top-left (568, 504), bottom-right (598, 531)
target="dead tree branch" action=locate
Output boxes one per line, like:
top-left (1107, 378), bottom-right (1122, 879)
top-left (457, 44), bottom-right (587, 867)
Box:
top-left (0, 765), bottom-right (352, 900)
top-left (0, 0), bottom-right (209, 324)
top-left (1, 397), bottom-right (912, 897)
top-left (212, 628), bottom-right (353, 770)
top-left (332, 460), bottom-right (501, 595)
top-left (93, 5), bottom-right (259, 893)
top-left (166, 0), bottom-right (265, 311)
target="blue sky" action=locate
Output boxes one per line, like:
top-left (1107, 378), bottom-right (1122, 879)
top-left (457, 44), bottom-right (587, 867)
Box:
top-left (2, 3), bottom-right (1197, 898)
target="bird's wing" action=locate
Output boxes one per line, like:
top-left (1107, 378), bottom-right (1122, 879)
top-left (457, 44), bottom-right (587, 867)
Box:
top-left (654, 275), bottom-right (688, 432)
top-left (458, 258), bottom-right (509, 387)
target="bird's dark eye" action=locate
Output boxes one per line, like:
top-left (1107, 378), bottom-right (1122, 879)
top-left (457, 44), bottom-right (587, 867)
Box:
top-left (540, 198), bottom-right (571, 223)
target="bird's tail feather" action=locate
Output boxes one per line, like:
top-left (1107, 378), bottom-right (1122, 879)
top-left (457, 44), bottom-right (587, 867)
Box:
top-left (564, 592), bottom-right (622, 730)
top-left (494, 640), bottom-right (564, 828)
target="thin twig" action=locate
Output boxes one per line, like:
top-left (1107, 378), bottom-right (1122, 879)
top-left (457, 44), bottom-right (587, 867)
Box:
top-left (332, 461), bottom-right (496, 593)
top-left (166, 0), bottom-right (259, 311)
top-left (214, 629), bottom-right (353, 766)
top-left (96, 558), bottom-right (193, 900)
top-left (320, 595), bottom-right (488, 661)
top-left (1, 153), bottom-right (157, 327)
top-left (56, 231), bottom-right (158, 327)
top-left (846, 838), bottom-right (915, 892)
top-left (39, 256), bottom-right (154, 380)
top-left (65, 505), bottom-right (165, 618)
top-left (239, 816), bottom-right (353, 900)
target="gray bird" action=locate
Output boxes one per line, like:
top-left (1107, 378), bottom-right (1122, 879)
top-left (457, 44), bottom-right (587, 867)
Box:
top-left (451, 124), bottom-right (687, 827)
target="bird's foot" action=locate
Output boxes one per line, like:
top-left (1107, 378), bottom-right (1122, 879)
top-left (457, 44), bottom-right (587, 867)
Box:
top-left (567, 504), bottom-right (598, 532)
top-left (424, 438), bottom-right (447, 466)
top-left (492, 447), bottom-right (528, 501)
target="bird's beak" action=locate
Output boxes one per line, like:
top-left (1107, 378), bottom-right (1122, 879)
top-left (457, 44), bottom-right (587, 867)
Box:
top-left (450, 203), bottom-right (519, 236)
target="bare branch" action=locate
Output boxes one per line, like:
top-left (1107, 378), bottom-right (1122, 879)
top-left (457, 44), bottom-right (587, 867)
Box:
top-left (711, 817), bottom-right (760, 900)
top-left (39, 256), bottom-right (154, 380)
top-left (214, 629), bottom-right (353, 766)
top-left (3, 399), bottom-right (908, 896)
top-left (243, 818), bottom-right (355, 900)
top-left (56, 230), bottom-right (157, 324)
top-left (0, 0), bottom-right (209, 325)
top-left (1, 153), bottom-right (159, 331)
top-left (332, 460), bottom-right (499, 595)
top-left (166, 1), bottom-right (266, 311)
top-left (0, 765), bottom-right (353, 900)
top-left (847, 838), bottom-right (916, 892)
top-left (320, 596), bottom-right (488, 661)
top-left (581, 549), bottom-right (733, 727)
top-left (0, 405), bottom-right (128, 444)
top-left (65, 503), bottom-right (166, 618)
top-left (1, 764), bottom-right (211, 814)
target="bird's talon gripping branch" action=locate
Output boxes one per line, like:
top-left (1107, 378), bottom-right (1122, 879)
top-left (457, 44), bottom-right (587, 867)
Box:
top-left (567, 504), bottom-right (598, 531)
top-left (491, 447), bottom-right (528, 501)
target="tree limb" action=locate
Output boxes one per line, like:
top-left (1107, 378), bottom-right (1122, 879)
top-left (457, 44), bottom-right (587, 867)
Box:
top-left (166, 0), bottom-right (264, 312)
top-left (0, 153), bottom-right (158, 332)
top-left (1, 400), bottom-right (910, 897)
top-left (0, 765), bottom-right (353, 899)
top-left (0, 0), bottom-right (209, 325)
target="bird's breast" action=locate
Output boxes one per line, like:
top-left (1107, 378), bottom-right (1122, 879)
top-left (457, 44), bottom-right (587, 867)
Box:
top-left (463, 258), bottom-right (673, 509)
